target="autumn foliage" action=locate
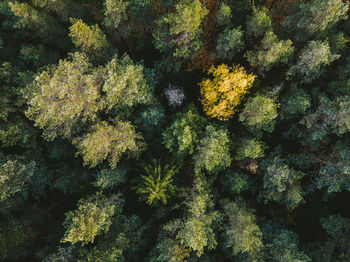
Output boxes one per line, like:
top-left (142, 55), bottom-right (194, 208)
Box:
top-left (200, 64), bottom-right (256, 121)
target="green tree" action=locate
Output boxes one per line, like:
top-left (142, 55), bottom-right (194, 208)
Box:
top-left (153, 0), bottom-right (208, 71)
top-left (287, 40), bottom-right (339, 83)
top-left (163, 106), bottom-right (207, 155)
top-left (235, 137), bottom-right (267, 161)
top-left (193, 125), bottom-right (231, 174)
top-left (261, 150), bottom-right (305, 209)
top-left (216, 3), bottom-right (232, 26)
top-left (103, 54), bottom-right (154, 111)
top-left (73, 121), bottom-right (145, 168)
top-left (261, 220), bottom-right (311, 261)
top-left (93, 167), bottom-right (127, 190)
top-left (221, 198), bottom-right (263, 259)
top-left (284, 0), bottom-right (349, 39)
top-left (216, 27), bottom-right (244, 60)
top-left (246, 31), bottom-right (294, 72)
top-left (25, 52), bottom-right (100, 140)
top-left (69, 18), bottom-right (109, 55)
top-left (0, 157), bottom-right (36, 202)
top-left (8, 1), bottom-right (66, 43)
top-left (246, 7), bottom-right (272, 38)
top-left (239, 94), bottom-right (279, 135)
top-left (103, 0), bottom-right (128, 29)
top-left (281, 86), bottom-right (311, 120)
top-left (62, 192), bottom-right (124, 245)
top-left (134, 159), bottom-right (177, 206)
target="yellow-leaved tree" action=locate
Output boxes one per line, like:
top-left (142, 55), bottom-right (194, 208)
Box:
top-left (199, 64), bottom-right (256, 120)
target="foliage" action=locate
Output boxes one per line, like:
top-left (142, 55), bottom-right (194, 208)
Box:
top-left (25, 52), bottom-right (100, 140)
top-left (62, 192), bottom-right (124, 245)
top-left (153, 0), bottom-right (208, 69)
top-left (221, 198), bottom-right (263, 258)
top-left (193, 125), bottom-right (231, 174)
top-left (69, 18), bottom-right (109, 55)
top-left (246, 31), bottom-right (294, 72)
top-left (0, 157), bottom-right (36, 202)
top-left (200, 64), bottom-right (256, 120)
top-left (163, 106), bottom-right (207, 155)
top-left (261, 220), bottom-right (311, 261)
top-left (134, 159), bottom-right (177, 206)
top-left (284, 0), bottom-right (349, 39)
top-left (216, 27), bottom-right (244, 60)
top-left (246, 7), bottom-right (272, 38)
top-left (261, 151), bottom-right (305, 209)
top-left (239, 94), bottom-right (279, 135)
top-left (281, 86), bottom-right (311, 120)
top-left (93, 167), bottom-right (127, 190)
top-left (103, 0), bottom-right (128, 29)
top-left (235, 137), bottom-right (267, 161)
top-left (73, 121), bottom-right (145, 168)
top-left (103, 54), bottom-right (154, 111)
top-left (287, 40), bottom-right (339, 83)
top-left (216, 3), bottom-right (232, 26)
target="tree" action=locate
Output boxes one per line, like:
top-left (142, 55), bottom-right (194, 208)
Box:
top-left (239, 94), bottom-right (279, 135)
top-left (103, 0), bottom-right (128, 29)
top-left (153, 0), bottom-right (208, 71)
top-left (261, 219), bottom-right (311, 261)
top-left (200, 64), bottom-right (256, 121)
top-left (283, 0), bottom-right (349, 39)
top-left (216, 27), bottom-right (244, 60)
top-left (287, 40), bottom-right (339, 83)
top-left (93, 167), bottom-right (127, 190)
top-left (221, 198), bottom-right (263, 259)
top-left (103, 54), bottom-right (154, 111)
top-left (62, 192), bottom-right (124, 245)
top-left (163, 106), bottom-right (207, 155)
top-left (261, 150), bottom-right (305, 209)
top-left (280, 86), bottom-right (311, 120)
top-left (25, 52), bottom-right (100, 140)
top-left (220, 169), bottom-right (251, 195)
top-left (193, 125), bottom-right (231, 174)
top-left (246, 31), bottom-right (294, 72)
top-left (216, 3), bottom-right (232, 26)
top-left (246, 7), bottom-right (272, 38)
top-left (134, 159), bottom-right (177, 206)
top-left (166, 174), bottom-right (219, 257)
top-left (0, 157), bottom-right (36, 202)
top-left (69, 18), bottom-right (109, 55)
top-left (235, 137), bottom-right (267, 161)
top-left (73, 121), bottom-right (145, 168)
top-left (8, 1), bottom-right (66, 43)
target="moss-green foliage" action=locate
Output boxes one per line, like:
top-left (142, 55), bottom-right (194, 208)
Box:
top-left (62, 192), bottom-right (124, 245)
top-left (287, 40), bottom-right (339, 83)
top-left (235, 137), bottom-right (266, 161)
top-left (246, 7), bottom-right (272, 38)
top-left (74, 121), bottom-right (145, 168)
top-left (261, 220), bottom-right (311, 261)
top-left (193, 125), bottom-right (231, 174)
top-left (239, 94), bottom-right (279, 135)
top-left (246, 31), bottom-right (294, 72)
top-left (284, 0), bottom-right (349, 39)
top-left (3, 0), bottom-right (350, 260)
top-left (69, 18), bottom-right (109, 54)
top-left (163, 106), bottom-right (207, 155)
top-left (221, 198), bottom-right (263, 259)
top-left (153, 0), bottom-right (208, 71)
top-left (216, 27), bottom-right (244, 60)
top-left (261, 151), bottom-right (305, 209)
top-left (25, 52), bottom-right (100, 140)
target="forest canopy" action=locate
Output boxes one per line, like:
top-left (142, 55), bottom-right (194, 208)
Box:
top-left (1, 0), bottom-right (350, 261)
